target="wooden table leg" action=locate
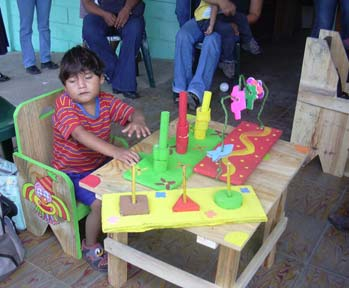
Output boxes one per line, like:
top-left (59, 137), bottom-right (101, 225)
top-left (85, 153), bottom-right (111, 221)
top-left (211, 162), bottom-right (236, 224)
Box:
top-left (215, 245), bottom-right (241, 287)
top-left (107, 232), bottom-right (128, 288)
top-left (263, 188), bottom-right (288, 268)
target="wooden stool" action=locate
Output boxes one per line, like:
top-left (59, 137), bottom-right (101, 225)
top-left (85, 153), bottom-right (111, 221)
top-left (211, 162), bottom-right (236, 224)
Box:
top-left (0, 96), bottom-right (16, 162)
top-left (291, 30), bottom-right (349, 177)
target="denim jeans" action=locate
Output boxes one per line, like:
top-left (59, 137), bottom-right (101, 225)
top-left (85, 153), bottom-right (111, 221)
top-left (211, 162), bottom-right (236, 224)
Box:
top-left (175, 0), bottom-right (200, 27)
top-left (311, 0), bottom-right (349, 39)
top-left (83, 14), bottom-right (144, 93)
top-left (16, 0), bottom-right (52, 68)
top-left (173, 19), bottom-right (221, 102)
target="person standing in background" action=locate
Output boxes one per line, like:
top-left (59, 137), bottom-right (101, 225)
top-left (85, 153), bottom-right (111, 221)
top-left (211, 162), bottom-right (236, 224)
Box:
top-left (0, 8), bottom-right (10, 82)
top-left (311, 0), bottom-right (349, 50)
top-left (16, 0), bottom-right (59, 75)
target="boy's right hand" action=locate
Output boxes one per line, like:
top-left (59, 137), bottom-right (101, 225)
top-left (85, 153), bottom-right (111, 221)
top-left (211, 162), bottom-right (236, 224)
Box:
top-left (112, 147), bottom-right (140, 166)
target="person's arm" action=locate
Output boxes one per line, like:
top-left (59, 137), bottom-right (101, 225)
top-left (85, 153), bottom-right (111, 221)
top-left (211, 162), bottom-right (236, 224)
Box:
top-left (115, 0), bottom-right (141, 29)
top-left (72, 125), bottom-right (140, 165)
top-left (82, 0), bottom-right (116, 26)
top-left (205, 5), bottom-right (218, 35)
top-left (205, 0), bottom-right (236, 16)
top-left (247, 0), bottom-right (263, 24)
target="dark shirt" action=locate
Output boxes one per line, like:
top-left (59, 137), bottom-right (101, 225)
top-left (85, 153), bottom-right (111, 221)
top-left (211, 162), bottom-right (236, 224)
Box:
top-left (99, 0), bottom-right (145, 16)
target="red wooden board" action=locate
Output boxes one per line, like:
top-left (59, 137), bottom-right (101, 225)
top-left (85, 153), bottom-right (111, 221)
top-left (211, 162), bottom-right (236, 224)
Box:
top-left (194, 121), bottom-right (282, 184)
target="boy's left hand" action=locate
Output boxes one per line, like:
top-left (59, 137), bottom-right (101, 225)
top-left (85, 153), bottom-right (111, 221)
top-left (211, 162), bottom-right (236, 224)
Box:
top-left (205, 25), bottom-right (214, 35)
top-left (122, 113), bottom-right (151, 138)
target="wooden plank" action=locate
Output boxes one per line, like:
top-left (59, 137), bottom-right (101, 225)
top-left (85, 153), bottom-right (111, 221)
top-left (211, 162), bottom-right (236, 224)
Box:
top-left (299, 37), bottom-right (338, 96)
top-left (234, 217), bottom-right (288, 288)
top-left (104, 237), bottom-right (219, 288)
top-left (298, 90), bottom-right (349, 114)
top-left (107, 233), bottom-right (128, 288)
top-left (319, 30), bottom-right (349, 94)
top-left (215, 246), bottom-right (241, 287)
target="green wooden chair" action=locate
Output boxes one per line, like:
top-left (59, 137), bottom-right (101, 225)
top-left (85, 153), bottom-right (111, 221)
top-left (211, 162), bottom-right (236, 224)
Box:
top-left (13, 89), bottom-right (90, 259)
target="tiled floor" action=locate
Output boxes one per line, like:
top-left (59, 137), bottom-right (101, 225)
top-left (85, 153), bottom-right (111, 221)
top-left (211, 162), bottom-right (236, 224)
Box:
top-left (1, 29), bottom-right (349, 287)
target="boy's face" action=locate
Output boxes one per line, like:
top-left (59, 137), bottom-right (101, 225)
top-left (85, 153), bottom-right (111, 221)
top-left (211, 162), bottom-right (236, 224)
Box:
top-left (64, 70), bottom-right (104, 105)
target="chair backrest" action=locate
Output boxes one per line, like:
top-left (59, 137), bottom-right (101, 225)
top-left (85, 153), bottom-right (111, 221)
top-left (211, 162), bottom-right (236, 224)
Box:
top-left (13, 89), bottom-right (63, 166)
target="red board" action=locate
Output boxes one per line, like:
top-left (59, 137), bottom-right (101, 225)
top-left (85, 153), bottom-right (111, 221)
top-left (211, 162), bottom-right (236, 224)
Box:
top-left (194, 121), bottom-right (282, 184)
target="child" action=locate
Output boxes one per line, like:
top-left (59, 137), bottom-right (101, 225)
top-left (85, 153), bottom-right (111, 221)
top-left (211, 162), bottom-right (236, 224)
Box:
top-left (194, 1), bottom-right (260, 79)
top-left (52, 45), bottom-right (151, 272)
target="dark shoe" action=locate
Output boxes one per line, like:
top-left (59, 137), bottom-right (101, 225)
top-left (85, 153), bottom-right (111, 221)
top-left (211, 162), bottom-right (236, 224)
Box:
top-left (41, 61), bottom-right (59, 70)
top-left (82, 239), bottom-right (108, 273)
top-left (218, 62), bottom-right (235, 79)
top-left (112, 89), bottom-right (139, 99)
top-left (0, 72), bottom-right (10, 82)
top-left (188, 92), bottom-right (200, 111)
top-left (328, 212), bottom-right (349, 231)
top-left (242, 38), bottom-right (261, 55)
top-left (173, 92), bottom-right (179, 104)
top-left (26, 65), bottom-right (41, 75)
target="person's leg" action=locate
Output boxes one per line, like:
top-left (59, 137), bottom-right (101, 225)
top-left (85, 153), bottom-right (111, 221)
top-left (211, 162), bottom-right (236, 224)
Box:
top-left (339, 0), bottom-right (349, 39)
top-left (111, 15), bottom-right (144, 93)
top-left (85, 199), bottom-right (102, 246)
top-left (214, 19), bottom-right (235, 62)
top-left (311, 0), bottom-right (338, 38)
top-left (83, 14), bottom-right (117, 81)
top-left (36, 0), bottom-right (52, 64)
top-left (187, 32), bottom-right (221, 102)
top-left (16, 0), bottom-right (36, 68)
top-left (173, 19), bottom-right (204, 95)
top-left (232, 12), bottom-right (252, 44)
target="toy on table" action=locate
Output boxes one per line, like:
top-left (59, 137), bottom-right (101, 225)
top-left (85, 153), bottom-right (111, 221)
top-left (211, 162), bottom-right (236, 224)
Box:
top-left (194, 91), bottom-right (212, 140)
top-left (176, 92), bottom-right (189, 154)
top-left (214, 163), bottom-right (243, 209)
top-left (172, 165), bottom-right (200, 212)
top-left (231, 75), bottom-right (268, 128)
top-left (194, 75), bottom-right (282, 185)
top-left (153, 111), bottom-right (170, 172)
top-left (119, 165), bottom-right (149, 216)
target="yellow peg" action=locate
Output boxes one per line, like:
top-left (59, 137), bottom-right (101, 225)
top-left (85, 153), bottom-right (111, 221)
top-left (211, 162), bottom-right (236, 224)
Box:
top-left (201, 91), bottom-right (212, 112)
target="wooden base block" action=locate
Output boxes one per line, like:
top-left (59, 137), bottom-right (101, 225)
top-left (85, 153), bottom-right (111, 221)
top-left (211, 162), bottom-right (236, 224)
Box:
top-left (120, 195), bottom-right (149, 216)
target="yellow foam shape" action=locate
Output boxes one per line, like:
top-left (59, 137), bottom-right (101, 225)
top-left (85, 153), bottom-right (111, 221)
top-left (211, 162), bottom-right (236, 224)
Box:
top-left (102, 185), bottom-right (267, 233)
top-left (224, 231), bottom-right (249, 248)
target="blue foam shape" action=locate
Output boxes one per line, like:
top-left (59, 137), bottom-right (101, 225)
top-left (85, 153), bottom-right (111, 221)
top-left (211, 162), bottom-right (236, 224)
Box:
top-left (240, 187), bottom-right (250, 193)
top-left (155, 191), bottom-right (166, 198)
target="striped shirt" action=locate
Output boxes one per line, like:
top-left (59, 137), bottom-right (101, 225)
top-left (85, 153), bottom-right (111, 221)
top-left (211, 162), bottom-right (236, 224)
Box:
top-left (52, 91), bottom-right (135, 173)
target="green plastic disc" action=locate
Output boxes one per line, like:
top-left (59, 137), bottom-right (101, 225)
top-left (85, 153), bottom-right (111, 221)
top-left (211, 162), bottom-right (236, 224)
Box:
top-left (214, 189), bottom-right (243, 210)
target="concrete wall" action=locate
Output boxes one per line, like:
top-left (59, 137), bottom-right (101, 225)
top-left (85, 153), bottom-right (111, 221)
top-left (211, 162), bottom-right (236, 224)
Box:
top-left (0, 0), bottom-right (179, 59)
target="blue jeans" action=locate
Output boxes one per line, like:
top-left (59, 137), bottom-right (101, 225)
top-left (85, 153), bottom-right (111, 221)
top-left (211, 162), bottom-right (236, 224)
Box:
top-left (83, 14), bottom-right (144, 93)
top-left (175, 0), bottom-right (200, 27)
top-left (173, 19), bottom-right (221, 102)
top-left (16, 0), bottom-right (52, 68)
top-left (311, 0), bottom-right (349, 39)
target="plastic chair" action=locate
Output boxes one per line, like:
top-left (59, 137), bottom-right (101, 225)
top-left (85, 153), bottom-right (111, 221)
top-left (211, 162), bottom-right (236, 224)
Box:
top-left (0, 96), bottom-right (16, 162)
top-left (13, 89), bottom-right (90, 259)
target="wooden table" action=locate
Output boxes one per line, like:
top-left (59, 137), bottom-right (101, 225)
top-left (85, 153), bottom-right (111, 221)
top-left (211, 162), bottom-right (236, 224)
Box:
top-left (80, 118), bottom-right (307, 288)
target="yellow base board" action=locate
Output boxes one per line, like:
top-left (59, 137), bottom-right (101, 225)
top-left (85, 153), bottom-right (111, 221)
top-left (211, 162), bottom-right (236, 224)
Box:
top-left (102, 185), bottom-right (267, 233)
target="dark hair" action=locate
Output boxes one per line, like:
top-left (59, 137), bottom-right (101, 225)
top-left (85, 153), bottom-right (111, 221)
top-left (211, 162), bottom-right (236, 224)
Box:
top-left (59, 45), bottom-right (104, 84)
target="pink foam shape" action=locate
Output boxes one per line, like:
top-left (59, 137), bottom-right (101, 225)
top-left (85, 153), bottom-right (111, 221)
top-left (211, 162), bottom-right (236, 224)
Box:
top-left (230, 85), bottom-right (246, 120)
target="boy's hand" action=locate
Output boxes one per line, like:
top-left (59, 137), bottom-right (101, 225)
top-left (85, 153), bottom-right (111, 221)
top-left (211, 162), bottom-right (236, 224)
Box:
top-left (205, 25), bottom-right (214, 35)
top-left (219, 0), bottom-right (236, 16)
top-left (112, 146), bottom-right (140, 165)
top-left (102, 11), bottom-right (117, 26)
top-left (122, 111), bottom-right (151, 138)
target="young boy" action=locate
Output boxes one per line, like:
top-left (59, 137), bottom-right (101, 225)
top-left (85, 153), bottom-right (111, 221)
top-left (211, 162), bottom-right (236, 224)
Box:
top-left (52, 46), bottom-right (151, 272)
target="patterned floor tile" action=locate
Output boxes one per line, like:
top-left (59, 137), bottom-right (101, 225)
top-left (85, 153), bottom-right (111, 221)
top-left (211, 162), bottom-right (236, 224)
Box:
top-left (277, 210), bottom-right (327, 261)
top-left (296, 265), bottom-right (348, 288)
top-left (247, 253), bottom-right (304, 288)
top-left (311, 225), bottom-right (349, 278)
top-left (0, 261), bottom-right (68, 288)
top-left (286, 176), bottom-right (343, 220)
